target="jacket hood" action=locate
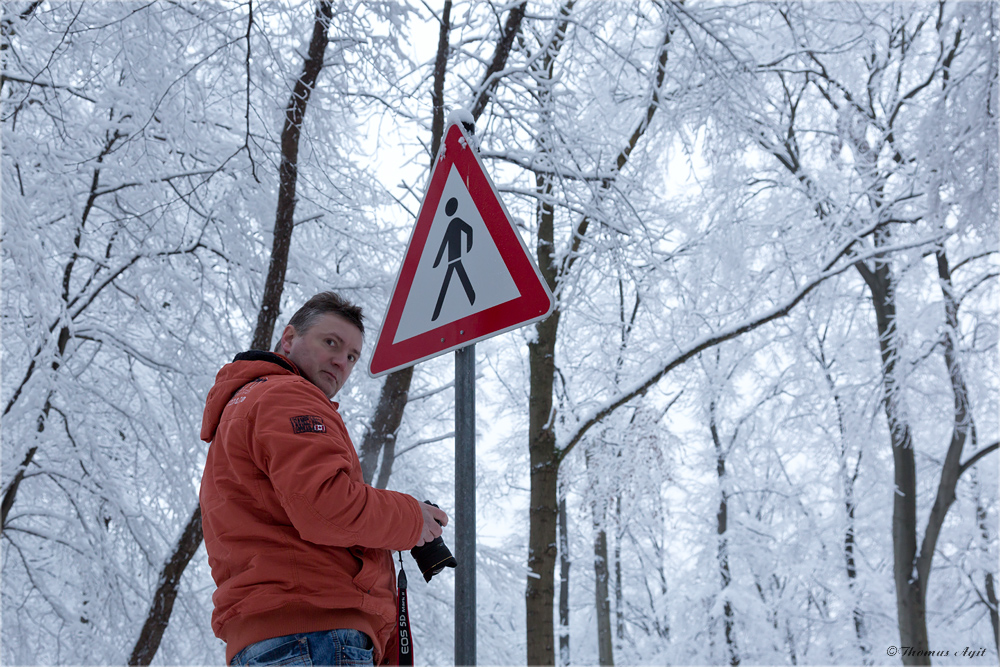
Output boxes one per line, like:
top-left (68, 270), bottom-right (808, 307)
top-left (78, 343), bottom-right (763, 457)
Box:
top-left (200, 351), bottom-right (299, 442)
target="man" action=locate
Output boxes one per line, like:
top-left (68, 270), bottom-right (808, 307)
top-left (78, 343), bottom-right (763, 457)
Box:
top-left (200, 292), bottom-right (448, 666)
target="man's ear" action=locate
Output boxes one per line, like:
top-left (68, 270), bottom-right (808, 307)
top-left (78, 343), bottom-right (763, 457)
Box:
top-left (278, 325), bottom-right (296, 355)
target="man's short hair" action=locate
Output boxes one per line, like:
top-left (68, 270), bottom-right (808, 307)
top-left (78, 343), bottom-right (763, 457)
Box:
top-left (273, 292), bottom-right (365, 352)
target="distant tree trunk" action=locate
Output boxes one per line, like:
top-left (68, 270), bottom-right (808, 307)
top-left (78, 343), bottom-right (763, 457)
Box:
top-left (813, 337), bottom-right (869, 661)
top-left (558, 493), bottom-right (571, 666)
top-left (614, 495), bottom-right (625, 645)
top-left (986, 571), bottom-right (1000, 654)
top-left (977, 495), bottom-right (1000, 654)
top-left (606, 281), bottom-right (638, 657)
top-left (842, 458), bottom-right (866, 658)
top-left (593, 527), bottom-right (614, 665)
top-left (933, 250), bottom-right (996, 655)
top-left (587, 449), bottom-right (614, 666)
top-left (710, 399), bottom-right (739, 667)
top-left (785, 618), bottom-right (798, 665)
top-left (128, 2), bottom-right (335, 663)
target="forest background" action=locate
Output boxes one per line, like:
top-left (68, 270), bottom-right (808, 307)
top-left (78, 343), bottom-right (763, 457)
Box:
top-left (1, 1), bottom-right (997, 665)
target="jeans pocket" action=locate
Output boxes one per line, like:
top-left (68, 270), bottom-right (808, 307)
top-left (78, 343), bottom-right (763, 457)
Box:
top-left (335, 629), bottom-right (374, 666)
top-left (233, 635), bottom-right (311, 666)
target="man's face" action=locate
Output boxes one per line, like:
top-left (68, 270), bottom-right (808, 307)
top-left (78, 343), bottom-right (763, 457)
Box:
top-left (279, 313), bottom-right (363, 399)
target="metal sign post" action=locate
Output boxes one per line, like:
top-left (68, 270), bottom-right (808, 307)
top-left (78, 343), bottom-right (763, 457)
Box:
top-left (454, 342), bottom-right (476, 666)
top-left (454, 118), bottom-right (477, 667)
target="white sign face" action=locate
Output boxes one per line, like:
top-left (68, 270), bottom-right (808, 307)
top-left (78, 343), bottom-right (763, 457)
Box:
top-left (392, 165), bottom-right (521, 343)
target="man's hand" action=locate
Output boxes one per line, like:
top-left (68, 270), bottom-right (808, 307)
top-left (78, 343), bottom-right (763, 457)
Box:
top-left (415, 502), bottom-right (449, 547)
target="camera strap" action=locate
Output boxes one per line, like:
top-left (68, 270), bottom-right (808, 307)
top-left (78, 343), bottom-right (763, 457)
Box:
top-left (397, 553), bottom-right (413, 666)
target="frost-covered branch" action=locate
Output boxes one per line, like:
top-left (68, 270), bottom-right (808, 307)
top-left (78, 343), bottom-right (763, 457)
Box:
top-left (557, 225), bottom-right (936, 462)
top-left (959, 442), bottom-right (999, 477)
top-left (90, 170), bottom-right (220, 198)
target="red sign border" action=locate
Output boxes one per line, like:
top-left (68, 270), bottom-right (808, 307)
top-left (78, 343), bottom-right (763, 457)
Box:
top-left (368, 122), bottom-right (554, 377)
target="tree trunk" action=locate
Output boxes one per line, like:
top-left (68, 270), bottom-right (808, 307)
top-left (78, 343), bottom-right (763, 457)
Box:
top-left (360, 0), bottom-right (525, 489)
top-left (856, 253), bottom-right (928, 665)
top-left (843, 473), bottom-right (867, 659)
top-left (986, 570), bottom-right (999, 654)
top-left (250, 0), bottom-right (333, 351)
top-left (710, 400), bottom-right (739, 666)
top-left (361, 0), bottom-right (454, 487)
top-left (855, 244), bottom-right (995, 666)
top-left (128, 505), bottom-right (204, 666)
top-left (128, 2), bottom-right (334, 663)
top-left (428, 0), bottom-right (453, 161)
top-left (978, 495), bottom-right (1000, 654)
top-left (586, 449), bottom-right (614, 666)
top-left (523, 11), bottom-right (673, 662)
top-left (359, 366), bottom-right (413, 485)
top-left (526, 298), bottom-right (561, 666)
top-left (469, 2), bottom-right (525, 121)
top-left (593, 527), bottom-right (614, 665)
top-left (614, 495), bottom-right (625, 645)
top-left (526, 456), bottom-right (560, 666)
top-left (558, 494), bottom-right (571, 666)
top-left (525, 5), bottom-right (563, 658)
top-left (815, 338), bottom-right (868, 660)
top-left (593, 528), bottom-right (614, 665)
top-left (936, 251), bottom-right (996, 654)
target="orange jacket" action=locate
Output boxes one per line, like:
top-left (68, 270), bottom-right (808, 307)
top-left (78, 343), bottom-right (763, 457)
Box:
top-left (199, 351), bottom-right (423, 664)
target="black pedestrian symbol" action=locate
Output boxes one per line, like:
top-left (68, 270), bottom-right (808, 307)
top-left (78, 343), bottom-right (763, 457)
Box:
top-left (431, 197), bottom-right (476, 321)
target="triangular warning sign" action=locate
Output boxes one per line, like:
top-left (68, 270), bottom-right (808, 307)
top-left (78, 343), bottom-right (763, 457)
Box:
top-left (368, 121), bottom-right (554, 377)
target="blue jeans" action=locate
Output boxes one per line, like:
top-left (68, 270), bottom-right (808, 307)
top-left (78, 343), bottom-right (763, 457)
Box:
top-left (231, 629), bottom-right (374, 666)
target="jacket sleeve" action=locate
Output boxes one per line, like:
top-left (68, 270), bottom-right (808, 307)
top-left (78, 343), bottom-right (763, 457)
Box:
top-left (247, 379), bottom-right (423, 551)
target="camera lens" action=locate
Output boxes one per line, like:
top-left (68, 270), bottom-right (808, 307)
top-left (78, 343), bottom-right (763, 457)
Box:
top-left (410, 501), bottom-right (457, 582)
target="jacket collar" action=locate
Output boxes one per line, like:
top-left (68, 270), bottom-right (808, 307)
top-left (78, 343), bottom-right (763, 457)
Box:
top-left (233, 350), bottom-right (298, 374)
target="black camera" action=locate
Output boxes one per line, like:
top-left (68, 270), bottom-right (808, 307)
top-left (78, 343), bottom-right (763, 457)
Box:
top-left (410, 501), bottom-right (456, 582)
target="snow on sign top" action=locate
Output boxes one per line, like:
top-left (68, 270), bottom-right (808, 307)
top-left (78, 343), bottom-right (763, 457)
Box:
top-left (368, 121), bottom-right (554, 377)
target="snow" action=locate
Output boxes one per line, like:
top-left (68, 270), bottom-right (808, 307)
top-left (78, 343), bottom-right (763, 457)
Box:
top-left (447, 108), bottom-right (475, 131)
top-left (2, 2), bottom-right (997, 666)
